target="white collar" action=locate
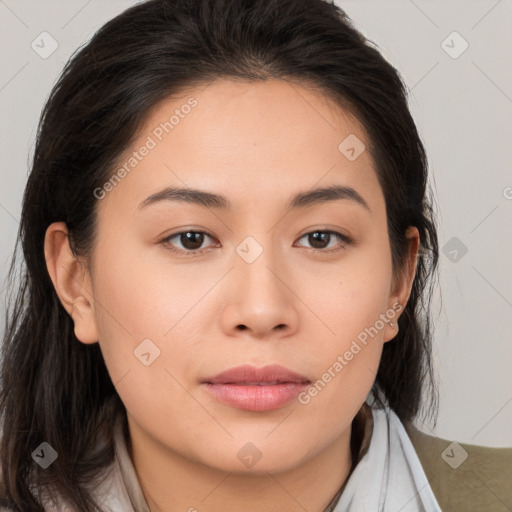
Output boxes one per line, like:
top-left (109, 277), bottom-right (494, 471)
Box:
top-left (332, 406), bottom-right (442, 511)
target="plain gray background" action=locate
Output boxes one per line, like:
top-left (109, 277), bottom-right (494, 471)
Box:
top-left (0, 0), bottom-right (511, 447)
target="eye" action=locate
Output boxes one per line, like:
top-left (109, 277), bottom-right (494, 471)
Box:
top-left (161, 230), bottom-right (218, 256)
top-left (294, 230), bottom-right (351, 253)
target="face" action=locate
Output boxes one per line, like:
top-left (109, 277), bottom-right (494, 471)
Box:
top-left (47, 78), bottom-right (417, 475)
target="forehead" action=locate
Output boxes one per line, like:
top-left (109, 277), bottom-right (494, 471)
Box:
top-left (97, 78), bottom-right (384, 217)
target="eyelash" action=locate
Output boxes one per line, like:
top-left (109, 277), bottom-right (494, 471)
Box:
top-left (161, 229), bottom-right (352, 257)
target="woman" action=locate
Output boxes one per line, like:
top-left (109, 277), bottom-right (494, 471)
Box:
top-left (1, 0), bottom-right (510, 511)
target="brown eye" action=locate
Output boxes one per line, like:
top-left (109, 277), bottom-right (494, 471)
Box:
top-left (295, 230), bottom-right (351, 252)
top-left (162, 230), bottom-right (217, 256)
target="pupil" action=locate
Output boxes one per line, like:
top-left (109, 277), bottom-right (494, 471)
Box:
top-left (310, 232), bottom-right (329, 249)
top-left (182, 232), bottom-right (203, 250)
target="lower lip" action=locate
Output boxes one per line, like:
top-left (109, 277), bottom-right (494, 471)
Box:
top-left (202, 382), bottom-right (310, 411)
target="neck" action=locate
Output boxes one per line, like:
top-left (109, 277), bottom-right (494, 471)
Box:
top-left (128, 415), bottom-right (363, 512)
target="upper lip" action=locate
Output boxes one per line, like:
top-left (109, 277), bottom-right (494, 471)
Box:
top-left (203, 364), bottom-right (310, 385)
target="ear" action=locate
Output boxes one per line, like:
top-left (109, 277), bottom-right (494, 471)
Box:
top-left (383, 226), bottom-right (420, 342)
top-left (44, 222), bottom-right (99, 344)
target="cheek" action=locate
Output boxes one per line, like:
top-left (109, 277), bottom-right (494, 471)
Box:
top-left (91, 240), bottom-right (196, 338)
top-left (90, 258), bottom-right (197, 430)
top-left (296, 290), bottom-right (387, 433)
top-left (303, 248), bottom-right (393, 342)
top-left (295, 252), bottom-right (393, 407)
top-left (89, 241), bottom-right (209, 396)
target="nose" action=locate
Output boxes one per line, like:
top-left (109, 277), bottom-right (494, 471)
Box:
top-left (219, 240), bottom-right (299, 340)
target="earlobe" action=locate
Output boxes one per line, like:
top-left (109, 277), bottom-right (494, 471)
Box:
top-left (44, 222), bottom-right (99, 344)
top-left (383, 304), bottom-right (401, 342)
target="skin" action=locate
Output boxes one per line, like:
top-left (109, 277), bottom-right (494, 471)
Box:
top-left (44, 78), bottom-right (419, 512)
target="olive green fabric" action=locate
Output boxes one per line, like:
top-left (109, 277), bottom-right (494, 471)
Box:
top-left (404, 422), bottom-right (512, 512)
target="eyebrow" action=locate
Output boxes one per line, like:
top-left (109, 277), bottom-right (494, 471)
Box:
top-left (137, 184), bottom-right (371, 213)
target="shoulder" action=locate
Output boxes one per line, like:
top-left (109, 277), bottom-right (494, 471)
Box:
top-left (403, 421), bottom-right (512, 512)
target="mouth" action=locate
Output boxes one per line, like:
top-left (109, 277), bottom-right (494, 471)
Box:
top-left (201, 364), bottom-right (311, 411)
top-left (202, 363), bottom-right (310, 385)
top-left (221, 381), bottom-right (301, 385)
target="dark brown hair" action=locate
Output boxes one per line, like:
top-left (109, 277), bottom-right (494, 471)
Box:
top-left (0, 0), bottom-right (439, 509)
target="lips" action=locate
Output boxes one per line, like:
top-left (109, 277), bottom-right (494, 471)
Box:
top-left (201, 365), bottom-right (311, 411)
top-left (202, 364), bottom-right (310, 385)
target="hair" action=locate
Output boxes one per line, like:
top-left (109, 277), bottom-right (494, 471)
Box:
top-left (0, 0), bottom-right (440, 509)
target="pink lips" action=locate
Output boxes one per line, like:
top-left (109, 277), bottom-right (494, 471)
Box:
top-left (201, 364), bottom-right (310, 412)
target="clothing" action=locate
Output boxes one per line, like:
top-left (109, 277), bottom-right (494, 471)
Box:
top-left (404, 422), bottom-right (512, 511)
top-left (6, 403), bottom-right (510, 511)
top-left (35, 402), bottom-right (442, 512)
top-left (331, 405), bottom-right (442, 512)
